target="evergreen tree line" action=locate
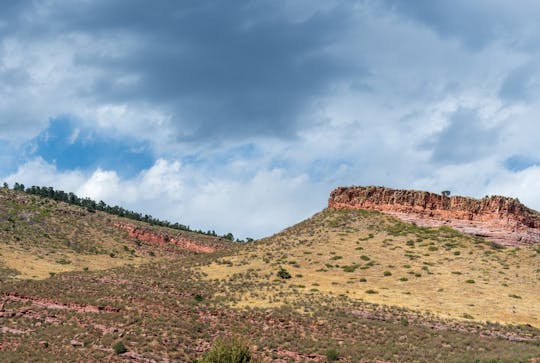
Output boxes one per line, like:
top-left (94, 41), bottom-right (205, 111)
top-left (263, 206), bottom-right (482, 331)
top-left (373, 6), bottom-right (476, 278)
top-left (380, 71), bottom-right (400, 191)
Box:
top-left (4, 182), bottom-right (239, 241)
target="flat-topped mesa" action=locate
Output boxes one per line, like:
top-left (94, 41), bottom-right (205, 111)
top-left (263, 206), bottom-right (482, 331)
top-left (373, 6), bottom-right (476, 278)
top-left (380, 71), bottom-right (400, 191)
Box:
top-left (329, 186), bottom-right (540, 246)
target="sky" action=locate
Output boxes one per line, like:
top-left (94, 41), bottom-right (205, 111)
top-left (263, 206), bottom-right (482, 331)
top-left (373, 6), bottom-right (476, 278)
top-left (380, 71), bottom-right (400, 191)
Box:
top-left (2, 0), bottom-right (540, 239)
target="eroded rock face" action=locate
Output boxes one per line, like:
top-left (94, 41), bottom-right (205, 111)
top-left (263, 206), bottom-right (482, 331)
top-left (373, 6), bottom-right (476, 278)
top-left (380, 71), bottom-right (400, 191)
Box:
top-left (115, 222), bottom-right (218, 253)
top-left (329, 186), bottom-right (540, 246)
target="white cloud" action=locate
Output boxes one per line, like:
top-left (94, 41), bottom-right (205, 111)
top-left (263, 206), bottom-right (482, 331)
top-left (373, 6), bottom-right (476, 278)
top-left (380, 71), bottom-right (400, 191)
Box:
top-left (2, 158), bottom-right (329, 239)
top-left (3, 1), bottom-right (540, 239)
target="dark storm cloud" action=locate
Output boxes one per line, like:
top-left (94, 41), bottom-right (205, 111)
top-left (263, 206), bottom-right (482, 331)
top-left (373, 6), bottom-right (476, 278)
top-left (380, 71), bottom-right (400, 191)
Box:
top-left (382, 0), bottom-right (540, 50)
top-left (5, 0), bottom-right (358, 142)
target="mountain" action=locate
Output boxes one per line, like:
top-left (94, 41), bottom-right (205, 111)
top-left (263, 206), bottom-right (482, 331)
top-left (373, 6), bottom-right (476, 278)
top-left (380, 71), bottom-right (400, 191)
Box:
top-left (1, 185), bottom-right (539, 362)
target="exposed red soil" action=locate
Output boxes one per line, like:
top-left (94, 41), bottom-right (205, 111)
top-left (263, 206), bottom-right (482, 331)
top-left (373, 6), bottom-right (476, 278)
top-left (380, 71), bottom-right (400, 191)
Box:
top-left (115, 222), bottom-right (220, 253)
top-left (1, 293), bottom-right (120, 313)
top-left (329, 186), bottom-right (540, 246)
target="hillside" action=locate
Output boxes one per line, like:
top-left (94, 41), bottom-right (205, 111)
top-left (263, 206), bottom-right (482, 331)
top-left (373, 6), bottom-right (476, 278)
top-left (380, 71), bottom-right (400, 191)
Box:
top-left (202, 207), bottom-right (540, 327)
top-left (0, 187), bottom-right (230, 280)
top-left (1, 186), bottom-right (539, 362)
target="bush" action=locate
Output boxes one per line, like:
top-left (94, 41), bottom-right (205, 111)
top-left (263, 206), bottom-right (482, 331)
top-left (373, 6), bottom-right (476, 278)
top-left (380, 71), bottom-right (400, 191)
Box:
top-left (113, 341), bottom-right (127, 355)
top-left (199, 337), bottom-right (255, 363)
top-left (277, 267), bottom-right (291, 279)
top-left (325, 348), bottom-right (339, 362)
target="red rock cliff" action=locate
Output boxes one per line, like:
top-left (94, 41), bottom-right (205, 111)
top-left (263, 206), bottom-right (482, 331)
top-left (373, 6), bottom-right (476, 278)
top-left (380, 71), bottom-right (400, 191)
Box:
top-left (115, 222), bottom-right (220, 253)
top-left (329, 186), bottom-right (540, 245)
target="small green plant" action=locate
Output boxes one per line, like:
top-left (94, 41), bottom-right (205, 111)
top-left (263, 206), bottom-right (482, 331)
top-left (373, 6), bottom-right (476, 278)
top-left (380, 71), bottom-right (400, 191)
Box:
top-left (383, 271), bottom-right (392, 276)
top-left (113, 341), bottom-right (127, 355)
top-left (365, 289), bottom-right (378, 294)
top-left (277, 267), bottom-right (291, 279)
top-left (400, 317), bottom-right (409, 326)
top-left (200, 337), bottom-right (255, 363)
top-left (465, 279), bottom-right (475, 284)
top-left (325, 348), bottom-right (340, 362)
top-left (342, 264), bottom-right (359, 273)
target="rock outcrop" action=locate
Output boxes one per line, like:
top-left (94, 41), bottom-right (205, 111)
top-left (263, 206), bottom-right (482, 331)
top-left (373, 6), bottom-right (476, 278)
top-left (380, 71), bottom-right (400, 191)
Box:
top-left (115, 222), bottom-right (219, 253)
top-left (329, 186), bottom-right (540, 246)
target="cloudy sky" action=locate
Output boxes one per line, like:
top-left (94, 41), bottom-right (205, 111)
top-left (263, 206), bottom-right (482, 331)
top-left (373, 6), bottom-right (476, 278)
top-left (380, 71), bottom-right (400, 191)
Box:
top-left (2, 0), bottom-right (540, 239)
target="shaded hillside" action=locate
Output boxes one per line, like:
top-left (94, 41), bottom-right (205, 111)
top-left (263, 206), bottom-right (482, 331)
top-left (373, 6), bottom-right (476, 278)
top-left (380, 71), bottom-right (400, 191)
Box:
top-left (0, 188), bottom-right (230, 279)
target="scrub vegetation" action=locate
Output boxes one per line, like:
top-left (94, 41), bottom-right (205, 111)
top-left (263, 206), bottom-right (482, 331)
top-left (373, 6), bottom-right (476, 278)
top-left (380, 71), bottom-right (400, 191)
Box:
top-left (0, 188), bottom-right (539, 362)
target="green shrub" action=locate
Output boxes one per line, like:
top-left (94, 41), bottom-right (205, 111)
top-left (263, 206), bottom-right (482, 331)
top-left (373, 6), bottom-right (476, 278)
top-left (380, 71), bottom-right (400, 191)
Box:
top-left (383, 271), bottom-right (392, 276)
top-left (200, 337), bottom-right (255, 363)
top-left (325, 348), bottom-right (339, 362)
top-left (113, 341), bottom-right (127, 355)
top-left (342, 264), bottom-right (359, 273)
top-left (277, 267), bottom-right (291, 279)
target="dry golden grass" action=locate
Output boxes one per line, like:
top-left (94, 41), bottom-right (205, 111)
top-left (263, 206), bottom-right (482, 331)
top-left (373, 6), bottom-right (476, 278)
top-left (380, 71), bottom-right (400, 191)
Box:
top-left (0, 245), bottom-right (148, 279)
top-left (0, 188), bottom-right (220, 280)
top-left (201, 208), bottom-right (540, 327)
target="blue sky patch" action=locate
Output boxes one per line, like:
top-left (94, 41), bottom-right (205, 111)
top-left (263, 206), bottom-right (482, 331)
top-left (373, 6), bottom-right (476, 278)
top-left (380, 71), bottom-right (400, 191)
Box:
top-left (504, 155), bottom-right (539, 172)
top-left (33, 117), bottom-right (155, 177)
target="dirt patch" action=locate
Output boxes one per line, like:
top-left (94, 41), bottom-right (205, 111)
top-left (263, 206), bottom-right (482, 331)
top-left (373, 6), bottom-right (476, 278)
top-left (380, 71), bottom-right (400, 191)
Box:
top-left (2, 293), bottom-right (120, 313)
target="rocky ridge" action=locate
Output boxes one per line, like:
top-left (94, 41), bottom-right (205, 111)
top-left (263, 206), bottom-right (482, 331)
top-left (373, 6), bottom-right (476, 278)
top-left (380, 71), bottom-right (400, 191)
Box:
top-left (115, 222), bottom-right (221, 253)
top-left (329, 186), bottom-right (540, 246)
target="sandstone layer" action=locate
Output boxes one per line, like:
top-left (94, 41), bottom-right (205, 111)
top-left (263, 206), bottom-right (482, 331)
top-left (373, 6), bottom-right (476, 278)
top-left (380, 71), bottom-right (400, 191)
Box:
top-left (329, 186), bottom-right (540, 246)
top-left (115, 222), bottom-right (219, 253)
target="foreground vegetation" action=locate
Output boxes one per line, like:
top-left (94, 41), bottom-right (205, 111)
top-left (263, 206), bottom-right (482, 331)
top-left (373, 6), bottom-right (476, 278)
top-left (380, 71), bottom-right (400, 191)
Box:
top-left (0, 189), bottom-right (539, 361)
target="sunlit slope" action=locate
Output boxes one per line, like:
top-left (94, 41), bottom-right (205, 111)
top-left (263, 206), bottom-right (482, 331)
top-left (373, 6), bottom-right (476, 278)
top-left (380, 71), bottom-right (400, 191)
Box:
top-left (0, 188), bottom-right (226, 279)
top-left (202, 208), bottom-right (540, 327)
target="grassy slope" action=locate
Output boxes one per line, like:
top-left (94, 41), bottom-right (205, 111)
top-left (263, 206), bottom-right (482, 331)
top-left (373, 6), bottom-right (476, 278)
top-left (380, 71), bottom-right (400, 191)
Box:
top-left (202, 208), bottom-right (540, 327)
top-left (0, 188), bottom-right (226, 279)
top-left (0, 193), bottom-right (539, 362)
